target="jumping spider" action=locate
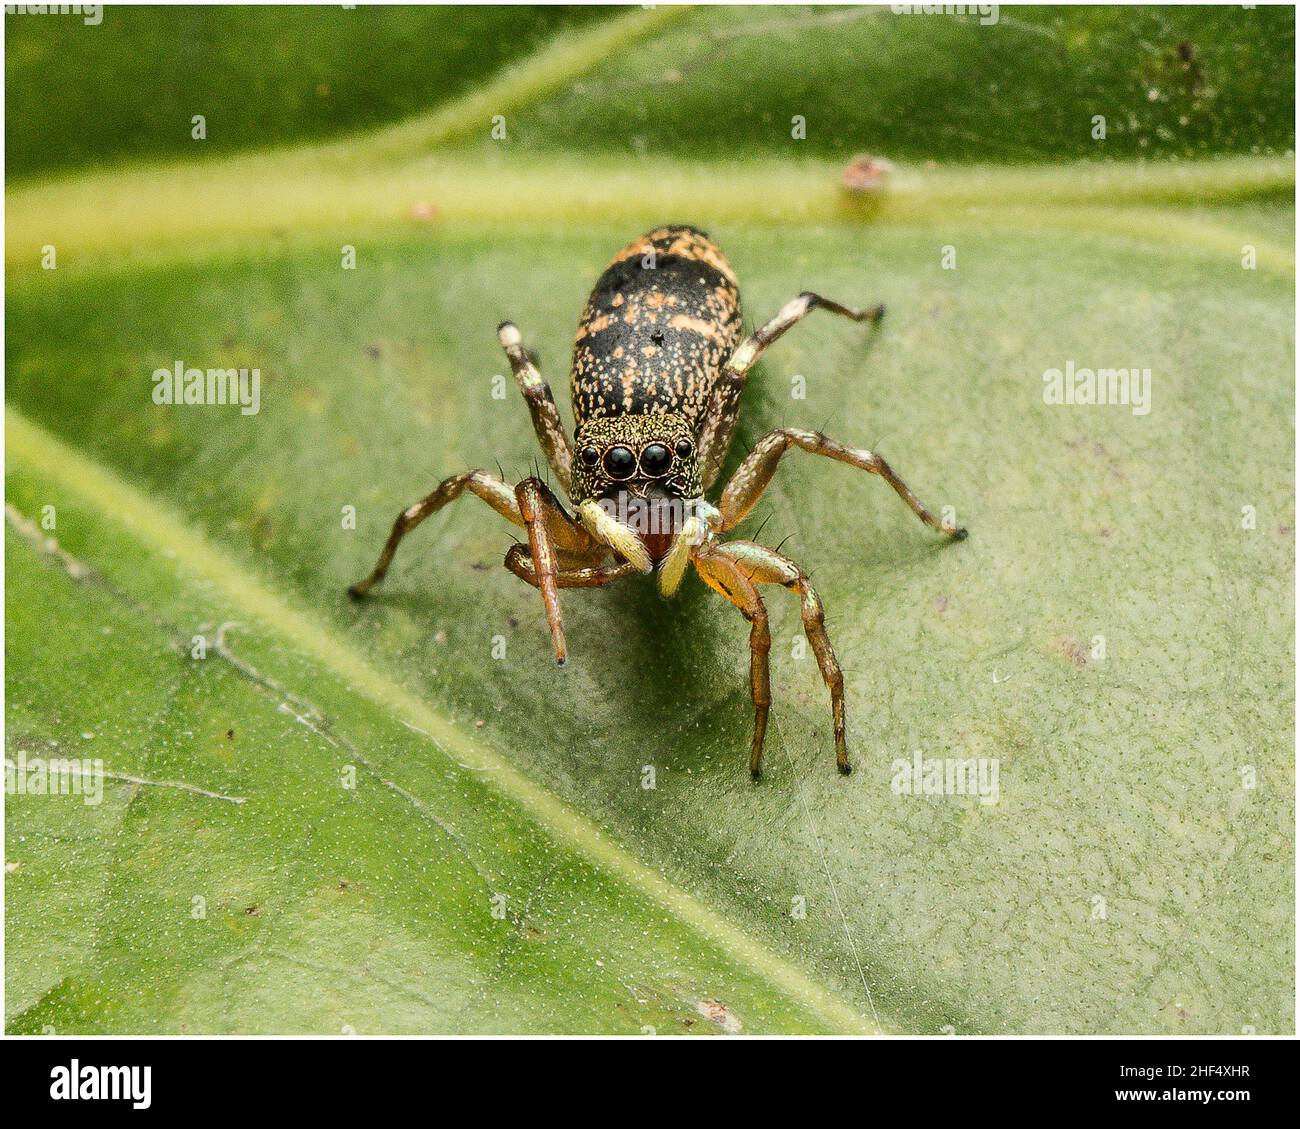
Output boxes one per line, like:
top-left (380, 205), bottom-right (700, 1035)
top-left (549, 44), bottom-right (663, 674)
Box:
top-left (350, 225), bottom-right (966, 777)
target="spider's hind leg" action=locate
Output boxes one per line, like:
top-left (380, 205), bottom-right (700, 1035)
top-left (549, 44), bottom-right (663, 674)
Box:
top-left (696, 291), bottom-right (885, 488)
top-left (499, 322), bottom-right (574, 493)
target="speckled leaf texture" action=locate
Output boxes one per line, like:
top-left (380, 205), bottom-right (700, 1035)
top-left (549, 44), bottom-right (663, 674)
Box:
top-left (5, 5), bottom-right (1293, 1034)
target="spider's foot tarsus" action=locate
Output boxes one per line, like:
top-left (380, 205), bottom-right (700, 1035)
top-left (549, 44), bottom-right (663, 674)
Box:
top-left (347, 583), bottom-right (370, 601)
top-left (750, 767), bottom-right (763, 782)
top-left (545, 608), bottom-right (569, 666)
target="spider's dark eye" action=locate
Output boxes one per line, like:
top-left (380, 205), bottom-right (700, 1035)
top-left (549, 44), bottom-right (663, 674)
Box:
top-left (675, 439), bottom-right (694, 459)
top-left (640, 443), bottom-right (672, 476)
top-left (603, 446), bottom-right (636, 479)
top-left (580, 446), bottom-right (600, 467)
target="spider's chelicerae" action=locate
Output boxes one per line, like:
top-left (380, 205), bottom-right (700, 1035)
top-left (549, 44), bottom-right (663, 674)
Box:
top-left (350, 225), bottom-right (967, 778)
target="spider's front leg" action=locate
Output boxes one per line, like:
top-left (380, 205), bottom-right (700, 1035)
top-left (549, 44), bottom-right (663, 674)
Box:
top-left (690, 545), bottom-right (772, 779)
top-left (348, 469), bottom-right (522, 598)
top-left (348, 471), bottom-right (596, 666)
top-left (709, 540), bottom-right (851, 776)
top-left (504, 545), bottom-right (641, 589)
top-left (514, 477), bottom-right (600, 666)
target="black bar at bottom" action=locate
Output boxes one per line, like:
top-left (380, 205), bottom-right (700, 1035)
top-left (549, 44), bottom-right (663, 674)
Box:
top-left (1, 1034), bottom-right (1292, 1113)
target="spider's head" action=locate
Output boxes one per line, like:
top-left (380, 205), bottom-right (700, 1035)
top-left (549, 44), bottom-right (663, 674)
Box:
top-left (571, 412), bottom-right (701, 505)
top-left (570, 413), bottom-right (703, 566)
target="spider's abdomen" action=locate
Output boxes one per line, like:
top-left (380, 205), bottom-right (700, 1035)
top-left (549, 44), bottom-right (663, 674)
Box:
top-left (571, 225), bottom-right (742, 430)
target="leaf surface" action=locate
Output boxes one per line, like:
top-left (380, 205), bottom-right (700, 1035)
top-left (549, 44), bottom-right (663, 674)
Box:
top-left (5, 4), bottom-right (1294, 1034)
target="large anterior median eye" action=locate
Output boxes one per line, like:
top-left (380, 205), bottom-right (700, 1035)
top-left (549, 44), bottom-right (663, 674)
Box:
top-left (603, 445), bottom-right (636, 479)
top-left (640, 443), bottom-right (672, 476)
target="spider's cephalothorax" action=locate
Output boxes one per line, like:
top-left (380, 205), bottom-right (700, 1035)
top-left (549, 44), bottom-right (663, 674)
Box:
top-left (349, 224), bottom-right (967, 778)
top-left (569, 414), bottom-right (702, 508)
top-left (569, 413), bottom-right (704, 566)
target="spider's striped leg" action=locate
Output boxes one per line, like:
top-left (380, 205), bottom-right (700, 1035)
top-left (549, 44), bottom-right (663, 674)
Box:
top-left (498, 322), bottom-right (574, 494)
top-left (717, 427), bottom-right (966, 539)
top-left (690, 544), bottom-right (772, 780)
top-left (348, 470), bottom-right (522, 598)
top-left (504, 545), bottom-right (640, 589)
top-left (710, 540), bottom-right (852, 775)
top-left (696, 291), bottom-right (884, 489)
top-left (515, 477), bottom-right (595, 666)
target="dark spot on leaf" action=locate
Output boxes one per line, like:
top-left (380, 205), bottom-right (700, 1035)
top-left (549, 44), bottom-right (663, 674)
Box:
top-left (1051, 636), bottom-right (1089, 669)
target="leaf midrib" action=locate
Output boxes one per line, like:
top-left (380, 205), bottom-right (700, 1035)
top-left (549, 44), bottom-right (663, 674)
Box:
top-left (7, 155), bottom-right (1292, 273)
top-left (5, 404), bottom-right (884, 1036)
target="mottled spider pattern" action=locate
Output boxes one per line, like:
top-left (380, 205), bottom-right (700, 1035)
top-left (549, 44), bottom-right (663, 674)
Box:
top-left (572, 225), bottom-right (742, 422)
top-left (349, 225), bottom-right (966, 778)
top-left (569, 412), bottom-right (702, 504)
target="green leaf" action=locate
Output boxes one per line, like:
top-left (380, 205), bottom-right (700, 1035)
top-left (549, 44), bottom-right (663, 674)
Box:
top-left (509, 4), bottom-right (1296, 162)
top-left (6, 4), bottom-right (1294, 1035)
top-left (2, 5), bottom-right (619, 179)
top-left (6, 412), bottom-right (866, 1035)
top-left (6, 4), bottom-right (1293, 175)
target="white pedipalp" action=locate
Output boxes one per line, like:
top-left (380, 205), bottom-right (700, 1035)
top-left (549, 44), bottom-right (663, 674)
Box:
top-left (577, 499), bottom-right (653, 573)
